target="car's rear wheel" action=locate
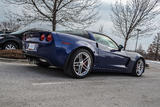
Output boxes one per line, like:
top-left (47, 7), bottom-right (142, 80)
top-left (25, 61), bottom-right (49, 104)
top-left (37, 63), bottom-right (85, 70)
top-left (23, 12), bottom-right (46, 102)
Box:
top-left (3, 42), bottom-right (18, 50)
top-left (65, 49), bottom-right (93, 78)
top-left (132, 59), bottom-right (145, 77)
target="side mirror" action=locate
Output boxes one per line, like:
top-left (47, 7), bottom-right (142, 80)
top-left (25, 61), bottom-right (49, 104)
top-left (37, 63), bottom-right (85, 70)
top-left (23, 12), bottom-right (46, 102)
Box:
top-left (118, 45), bottom-right (124, 51)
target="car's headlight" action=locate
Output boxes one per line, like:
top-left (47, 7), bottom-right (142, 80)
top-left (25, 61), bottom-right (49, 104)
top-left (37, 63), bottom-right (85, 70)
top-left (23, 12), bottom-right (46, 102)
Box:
top-left (0, 37), bottom-right (4, 39)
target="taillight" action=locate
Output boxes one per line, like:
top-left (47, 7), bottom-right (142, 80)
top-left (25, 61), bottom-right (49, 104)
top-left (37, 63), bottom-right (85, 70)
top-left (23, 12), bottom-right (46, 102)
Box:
top-left (46, 34), bottom-right (52, 42)
top-left (40, 34), bottom-right (45, 41)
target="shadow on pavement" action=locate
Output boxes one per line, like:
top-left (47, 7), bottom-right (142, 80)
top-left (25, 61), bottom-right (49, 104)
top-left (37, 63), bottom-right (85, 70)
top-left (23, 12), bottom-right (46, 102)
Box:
top-left (21, 64), bottom-right (135, 79)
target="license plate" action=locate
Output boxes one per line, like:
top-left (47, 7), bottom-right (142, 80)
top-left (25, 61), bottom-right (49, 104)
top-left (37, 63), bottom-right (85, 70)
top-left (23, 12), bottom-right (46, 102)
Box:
top-left (27, 43), bottom-right (37, 51)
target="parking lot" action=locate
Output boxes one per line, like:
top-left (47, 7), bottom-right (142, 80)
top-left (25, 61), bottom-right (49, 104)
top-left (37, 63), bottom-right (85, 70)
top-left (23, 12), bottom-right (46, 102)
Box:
top-left (0, 60), bottom-right (160, 107)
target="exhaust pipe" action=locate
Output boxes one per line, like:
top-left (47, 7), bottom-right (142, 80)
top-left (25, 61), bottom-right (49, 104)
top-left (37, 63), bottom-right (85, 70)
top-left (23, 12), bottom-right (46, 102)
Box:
top-left (27, 57), bottom-right (37, 64)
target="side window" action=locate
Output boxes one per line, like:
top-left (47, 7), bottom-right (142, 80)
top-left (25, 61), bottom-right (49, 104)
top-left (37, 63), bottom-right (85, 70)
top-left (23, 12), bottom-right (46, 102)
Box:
top-left (93, 33), bottom-right (118, 50)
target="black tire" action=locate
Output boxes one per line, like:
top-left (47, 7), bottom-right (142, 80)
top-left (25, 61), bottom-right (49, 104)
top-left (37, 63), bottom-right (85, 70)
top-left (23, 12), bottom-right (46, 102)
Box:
top-left (132, 58), bottom-right (145, 77)
top-left (36, 61), bottom-right (50, 68)
top-left (3, 42), bottom-right (18, 50)
top-left (64, 49), bottom-right (93, 79)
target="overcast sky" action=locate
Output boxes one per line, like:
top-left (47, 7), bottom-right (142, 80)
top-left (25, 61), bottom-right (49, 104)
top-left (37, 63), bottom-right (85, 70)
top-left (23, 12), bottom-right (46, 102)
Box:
top-left (0, 0), bottom-right (156, 51)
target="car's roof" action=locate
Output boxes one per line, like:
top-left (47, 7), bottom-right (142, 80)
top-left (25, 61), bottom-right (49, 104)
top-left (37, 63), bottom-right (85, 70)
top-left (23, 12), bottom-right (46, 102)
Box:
top-left (87, 31), bottom-right (109, 36)
top-left (57, 30), bottom-right (90, 39)
top-left (57, 30), bottom-right (111, 38)
top-left (59, 30), bottom-right (119, 47)
top-left (11, 28), bottom-right (51, 35)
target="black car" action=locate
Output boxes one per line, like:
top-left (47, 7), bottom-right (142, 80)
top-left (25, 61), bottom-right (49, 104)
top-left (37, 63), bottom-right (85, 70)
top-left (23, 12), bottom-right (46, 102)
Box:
top-left (0, 28), bottom-right (50, 50)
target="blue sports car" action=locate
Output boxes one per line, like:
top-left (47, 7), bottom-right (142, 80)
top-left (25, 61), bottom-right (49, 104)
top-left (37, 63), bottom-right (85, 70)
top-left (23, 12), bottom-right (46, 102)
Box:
top-left (23, 30), bottom-right (145, 78)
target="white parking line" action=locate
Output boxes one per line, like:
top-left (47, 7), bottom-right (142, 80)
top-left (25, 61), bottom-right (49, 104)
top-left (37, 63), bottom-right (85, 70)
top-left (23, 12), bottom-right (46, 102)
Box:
top-left (32, 80), bottom-right (103, 86)
top-left (32, 77), bottom-right (160, 86)
top-left (31, 79), bottom-right (132, 86)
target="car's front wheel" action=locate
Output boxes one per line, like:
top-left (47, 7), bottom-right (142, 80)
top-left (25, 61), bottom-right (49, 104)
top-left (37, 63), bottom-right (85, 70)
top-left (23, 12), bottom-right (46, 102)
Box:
top-left (65, 49), bottom-right (93, 78)
top-left (133, 59), bottom-right (145, 77)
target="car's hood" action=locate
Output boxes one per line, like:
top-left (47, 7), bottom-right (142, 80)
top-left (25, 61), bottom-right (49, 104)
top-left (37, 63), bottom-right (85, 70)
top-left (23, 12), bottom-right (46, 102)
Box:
top-left (0, 34), bottom-right (19, 38)
top-left (0, 34), bottom-right (7, 37)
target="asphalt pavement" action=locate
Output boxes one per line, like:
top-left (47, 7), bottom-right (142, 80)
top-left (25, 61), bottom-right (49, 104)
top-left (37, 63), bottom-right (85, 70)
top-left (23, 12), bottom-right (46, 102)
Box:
top-left (0, 60), bottom-right (160, 107)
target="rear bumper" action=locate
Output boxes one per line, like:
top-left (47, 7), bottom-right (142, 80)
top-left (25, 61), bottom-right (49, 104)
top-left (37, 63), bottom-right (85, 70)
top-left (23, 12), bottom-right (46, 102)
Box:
top-left (23, 42), bottom-right (57, 66)
top-left (23, 40), bottom-right (68, 68)
top-left (25, 53), bottom-right (53, 65)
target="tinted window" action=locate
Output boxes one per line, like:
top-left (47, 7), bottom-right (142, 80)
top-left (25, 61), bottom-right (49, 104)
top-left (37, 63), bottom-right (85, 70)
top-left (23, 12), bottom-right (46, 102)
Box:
top-left (93, 33), bottom-right (118, 50)
top-left (58, 30), bottom-right (90, 39)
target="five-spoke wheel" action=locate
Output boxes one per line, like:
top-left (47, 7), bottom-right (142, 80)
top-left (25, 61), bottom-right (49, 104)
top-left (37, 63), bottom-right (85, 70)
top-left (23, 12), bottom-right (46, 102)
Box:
top-left (133, 59), bottom-right (145, 77)
top-left (73, 52), bottom-right (92, 77)
top-left (65, 49), bottom-right (93, 78)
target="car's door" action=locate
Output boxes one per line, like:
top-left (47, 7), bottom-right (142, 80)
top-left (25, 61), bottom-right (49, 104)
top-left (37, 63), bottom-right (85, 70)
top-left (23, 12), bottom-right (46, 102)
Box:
top-left (92, 33), bottom-right (129, 71)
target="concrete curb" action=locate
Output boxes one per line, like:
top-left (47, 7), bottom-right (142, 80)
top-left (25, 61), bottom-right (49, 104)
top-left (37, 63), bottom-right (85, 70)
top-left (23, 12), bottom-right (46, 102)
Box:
top-left (0, 57), bottom-right (28, 63)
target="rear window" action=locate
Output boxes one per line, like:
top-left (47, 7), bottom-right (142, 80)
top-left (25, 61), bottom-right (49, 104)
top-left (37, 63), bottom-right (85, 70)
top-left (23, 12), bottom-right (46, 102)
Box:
top-left (58, 30), bottom-right (90, 39)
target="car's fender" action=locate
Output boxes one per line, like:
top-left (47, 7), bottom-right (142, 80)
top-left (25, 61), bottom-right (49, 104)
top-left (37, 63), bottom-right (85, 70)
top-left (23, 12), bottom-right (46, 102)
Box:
top-left (125, 52), bottom-right (145, 73)
top-left (55, 33), bottom-right (98, 67)
top-left (63, 40), bottom-right (99, 69)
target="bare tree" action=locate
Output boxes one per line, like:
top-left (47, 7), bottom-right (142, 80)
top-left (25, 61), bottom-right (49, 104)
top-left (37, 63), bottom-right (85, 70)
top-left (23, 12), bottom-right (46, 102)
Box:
top-left (111, 0), bottom-right (160, 50)
top-left (0, 14), bottom-right (21, 33)
top-left (147, 33), bottom-right (160, 60)
top-left (5, 0), bottom-right (99, 31)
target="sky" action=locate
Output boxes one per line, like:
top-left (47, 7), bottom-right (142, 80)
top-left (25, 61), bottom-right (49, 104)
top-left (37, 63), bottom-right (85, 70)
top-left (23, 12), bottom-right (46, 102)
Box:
top-left (88, 0), bottom-right (155, 51)
top-left (0, 0), bottom-right (156, 51)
